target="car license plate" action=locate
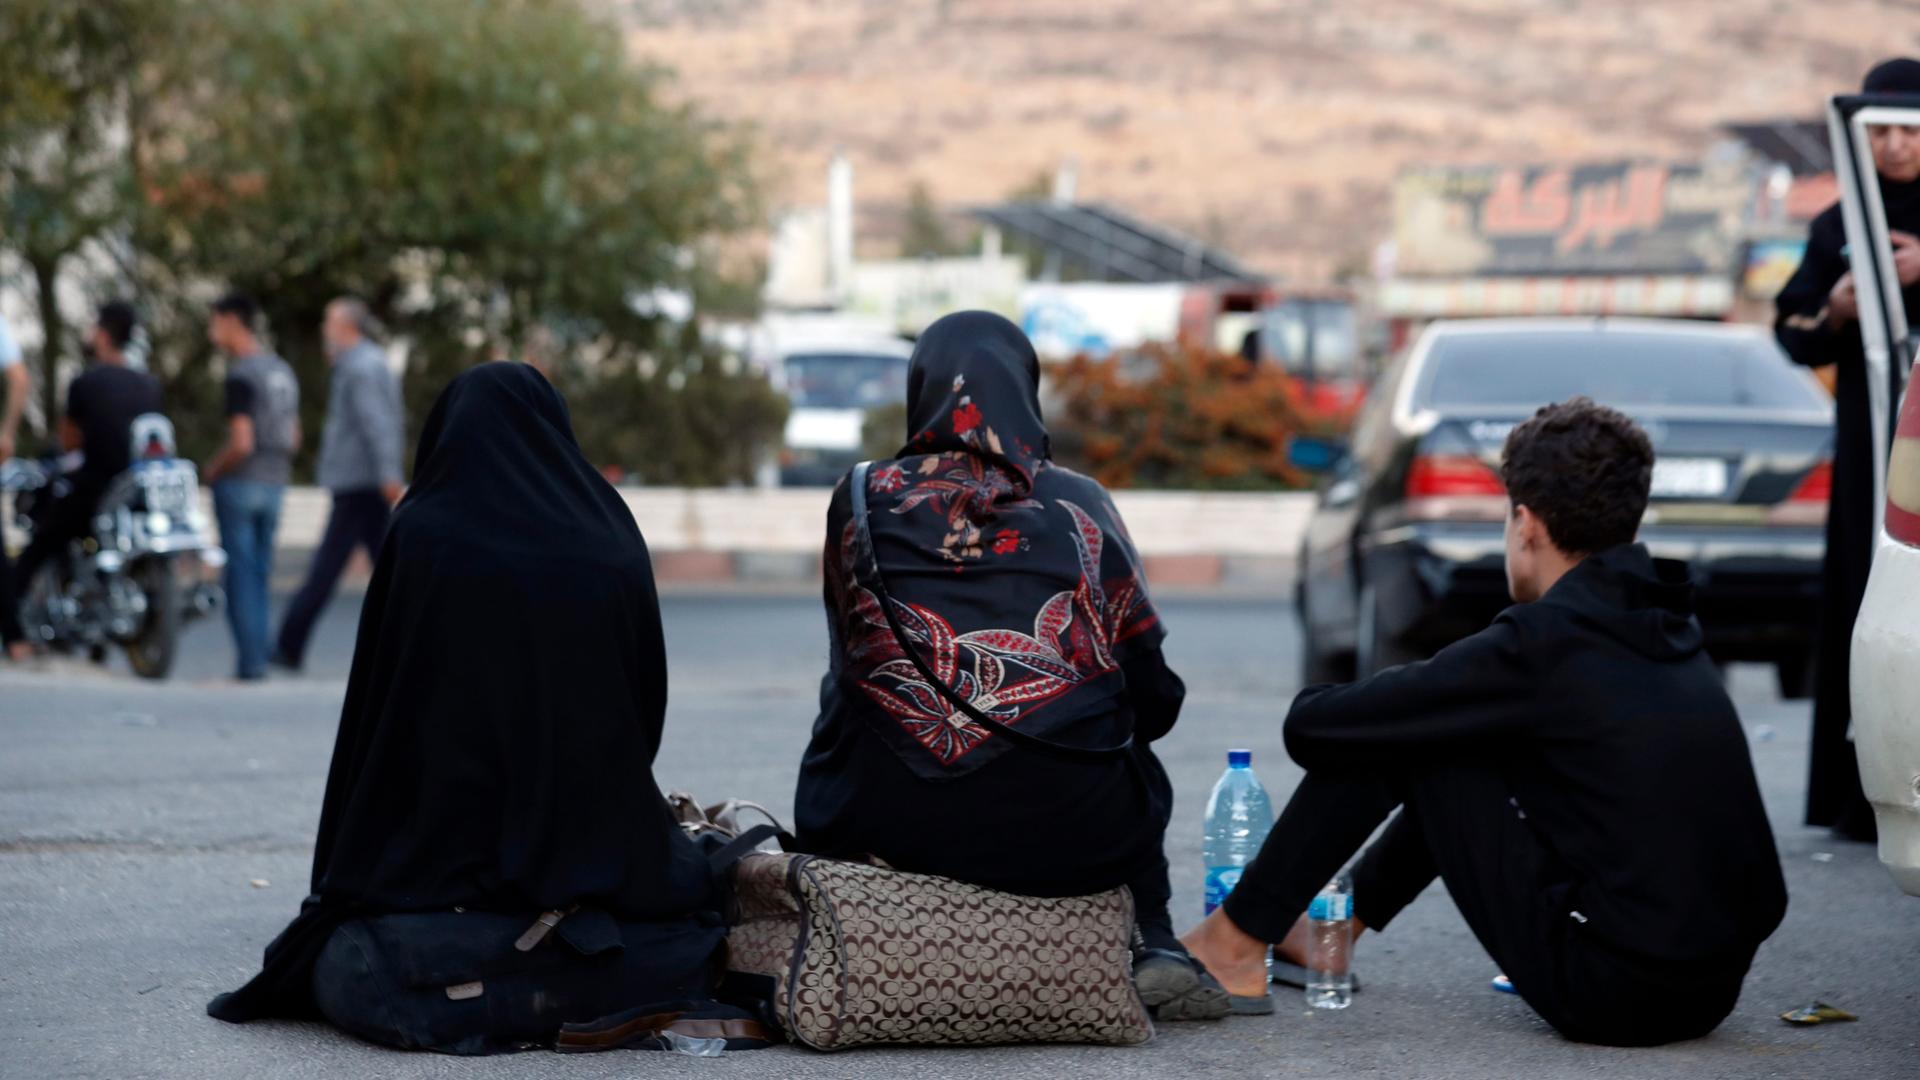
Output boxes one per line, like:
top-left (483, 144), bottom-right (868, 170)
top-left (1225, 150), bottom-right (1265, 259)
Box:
top-left (1650, 457), bottom-right (1728, 499)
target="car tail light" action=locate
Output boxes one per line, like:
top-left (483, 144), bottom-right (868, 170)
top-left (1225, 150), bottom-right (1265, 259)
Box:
top-left (1791, 461), bottom-right (1832, 503)
top-left (1405, 453), bottom-right (1507, 522)
top-left (1408, 454), bottom-right (1506, 497)
top-left (1890, 390), bottom-right (1920, 548)
top-left (1768, 460), bottom-right (1832, 528)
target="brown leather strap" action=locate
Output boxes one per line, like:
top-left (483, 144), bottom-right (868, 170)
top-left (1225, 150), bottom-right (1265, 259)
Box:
top-left (554, 1010), bottom-right (771, 1051)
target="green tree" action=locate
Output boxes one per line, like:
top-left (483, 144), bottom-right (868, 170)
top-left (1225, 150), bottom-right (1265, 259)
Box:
top-left (0, 0), bottom-right (164, 428)
top-left (132, 0), bottom-right (773, 477)
top-left (901, 180), bottom-right (960, 258)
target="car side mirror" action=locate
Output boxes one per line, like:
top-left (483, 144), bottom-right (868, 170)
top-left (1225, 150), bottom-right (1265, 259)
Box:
top-left (1288, 435), bottom-right (1349, 473)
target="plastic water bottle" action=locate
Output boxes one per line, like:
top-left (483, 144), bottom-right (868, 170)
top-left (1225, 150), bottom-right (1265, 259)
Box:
top-left (1202, 749), bottom-right (1274, 914)
top-left (1306, 872), bottom-right (1355, 1009)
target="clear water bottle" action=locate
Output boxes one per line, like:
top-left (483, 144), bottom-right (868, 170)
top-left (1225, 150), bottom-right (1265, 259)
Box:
top-left (1305, 872), bottom-right (1355, 1009)
top-left (1202, 749), bottom-right (1274, 914)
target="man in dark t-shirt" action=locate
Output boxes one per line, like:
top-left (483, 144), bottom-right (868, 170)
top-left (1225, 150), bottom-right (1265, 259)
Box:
top-left (14, 301), bottom-right (165, 587)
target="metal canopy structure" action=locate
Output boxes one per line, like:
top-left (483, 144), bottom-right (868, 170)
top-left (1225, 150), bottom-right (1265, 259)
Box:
top-left (1725, 118), bottom-right (1834, 176)
top-left (967, 201), bottom-right (1262, 284)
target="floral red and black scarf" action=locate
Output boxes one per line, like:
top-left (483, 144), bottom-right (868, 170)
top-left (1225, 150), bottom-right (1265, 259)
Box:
top-left (827, 311), bottom-right (1165, 778)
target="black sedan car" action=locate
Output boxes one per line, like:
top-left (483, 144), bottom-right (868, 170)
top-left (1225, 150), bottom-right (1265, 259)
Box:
top-left (1295, 318), bottom-right (1833, 696)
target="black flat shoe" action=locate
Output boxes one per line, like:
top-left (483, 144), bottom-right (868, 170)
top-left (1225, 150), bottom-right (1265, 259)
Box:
top-left (1134, 947), bottom-right (1233, 1021)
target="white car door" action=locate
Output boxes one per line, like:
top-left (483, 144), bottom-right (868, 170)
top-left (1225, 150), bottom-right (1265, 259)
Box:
top-left (1835, 92), bottom-right (1920, 895)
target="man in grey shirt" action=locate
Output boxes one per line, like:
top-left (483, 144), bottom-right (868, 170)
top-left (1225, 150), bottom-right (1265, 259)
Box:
top-left (273, 296), bottom-right (404, 672)
top-left (206, 294), bottom-right (300, 680)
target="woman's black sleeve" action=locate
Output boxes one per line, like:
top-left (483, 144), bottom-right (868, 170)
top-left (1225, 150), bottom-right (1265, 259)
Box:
top-left (1774, 213), bottom-right (1853, 370)
top-left (1122, 645), bottom-right (1186, 744)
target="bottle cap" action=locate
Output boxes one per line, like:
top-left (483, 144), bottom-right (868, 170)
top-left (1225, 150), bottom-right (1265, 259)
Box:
top-left (1228, 749), bottom-right (1252, 767)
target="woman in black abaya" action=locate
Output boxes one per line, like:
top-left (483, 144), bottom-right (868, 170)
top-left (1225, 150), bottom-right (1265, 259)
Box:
top-left (795, 311), bottom-right (1233, 1021)
top-left (1775, 57), bottom-right (1920, 842)
top-left (208, 363), bottom-right (716, 1042)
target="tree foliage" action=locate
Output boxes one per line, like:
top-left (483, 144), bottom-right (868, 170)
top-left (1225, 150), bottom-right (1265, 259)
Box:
top-left (0, 0), bottom-right (168, 423)
top-left (901, 180), bottom-right (961, 258)
top-left (1050, 345), bottom-right (1318, 490)
top-left (3, 0), bottom-right (781, 482)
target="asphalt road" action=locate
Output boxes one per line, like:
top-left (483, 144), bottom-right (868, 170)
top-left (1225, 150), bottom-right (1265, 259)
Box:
top-left (3, 590), bottom-right (1916, 1079)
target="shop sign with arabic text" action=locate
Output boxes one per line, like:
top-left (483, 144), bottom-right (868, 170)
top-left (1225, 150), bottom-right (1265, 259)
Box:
top-left (1392, 162), bottom-right (1757, 277)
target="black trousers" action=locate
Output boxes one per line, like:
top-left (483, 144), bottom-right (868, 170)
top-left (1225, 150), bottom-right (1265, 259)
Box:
top-left (276, 489), bottom-right (390, 666)
top-left (0, 513), bottom-right (21, 647)
top-left (12, 480), bottom-right (103, 595)
top-left (1221, 767), bottom-right (1746, 1046)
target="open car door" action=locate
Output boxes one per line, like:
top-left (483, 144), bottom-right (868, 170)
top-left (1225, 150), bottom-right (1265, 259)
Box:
top-left (1835, 92), bottom-right (1920, 896)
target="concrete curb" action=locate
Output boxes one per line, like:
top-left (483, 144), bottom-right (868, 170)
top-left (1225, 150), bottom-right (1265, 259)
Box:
top-left (271, 548), bottom-right (1298, 596)
top-left (258, 486), bottom-right (1314, 595)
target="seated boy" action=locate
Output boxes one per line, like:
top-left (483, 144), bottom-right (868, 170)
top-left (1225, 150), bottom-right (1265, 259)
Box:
top-left (1183, 398), bottom-right (1788, 1046)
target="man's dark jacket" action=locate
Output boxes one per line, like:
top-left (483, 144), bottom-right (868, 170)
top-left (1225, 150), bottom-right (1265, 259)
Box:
top-left (1285, 544), bottom-right (1788, 966)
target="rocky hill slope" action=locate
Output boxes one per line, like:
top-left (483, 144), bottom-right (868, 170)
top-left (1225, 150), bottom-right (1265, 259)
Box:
top-left (618, 0), bottom-right (1908, 278)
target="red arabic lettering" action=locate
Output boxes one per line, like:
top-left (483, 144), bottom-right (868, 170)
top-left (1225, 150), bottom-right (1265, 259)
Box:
top-left (1482, 168), bottom-right (1572, 234)
top-left (1557, 165), bottom-right (1668, 253)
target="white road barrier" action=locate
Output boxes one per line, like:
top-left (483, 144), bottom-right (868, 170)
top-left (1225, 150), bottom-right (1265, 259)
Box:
top-left (261, 486), bottom-right (1315, 557)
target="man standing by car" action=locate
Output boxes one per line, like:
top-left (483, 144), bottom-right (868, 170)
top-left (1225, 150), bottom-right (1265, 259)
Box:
top-left (204, 295), bottom-right (300, 682)
top-left (273, 297), bottom-right (403, 672)
top-left (13, 301), bottom-right (164, 591)
top-left (0, 311), bottom-right (32, 660)
top-left (1774, 57), bottom-right (1920, 843)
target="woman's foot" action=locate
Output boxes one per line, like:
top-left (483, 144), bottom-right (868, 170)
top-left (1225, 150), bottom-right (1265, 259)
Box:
top-left (1272, 911), bottom-right (1314, 969)
top-left (1274, 907), bottom-right (1367, 976)
top-left (1178, 909), bottom-right (1271, 999)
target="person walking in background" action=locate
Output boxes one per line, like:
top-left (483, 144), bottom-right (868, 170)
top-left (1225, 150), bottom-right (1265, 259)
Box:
top-left (0, 311), bottom-right (32, 660)
top-left (204, 295), bottom-right (301, 681)
top-left (273, 297), bottom-right (403, 672)
top-left (1773, 56), bottom-right (1920, 843)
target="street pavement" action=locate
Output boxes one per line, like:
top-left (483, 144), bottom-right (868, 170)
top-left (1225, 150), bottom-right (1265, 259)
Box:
top-left (3, 588), bottom-right (1916, 1079)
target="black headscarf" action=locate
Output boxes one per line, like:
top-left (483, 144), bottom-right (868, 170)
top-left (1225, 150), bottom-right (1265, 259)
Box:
top-left (209, 362), bottom-right (710, 1022)
top-left (831, 312), bottom-right (1165, 778)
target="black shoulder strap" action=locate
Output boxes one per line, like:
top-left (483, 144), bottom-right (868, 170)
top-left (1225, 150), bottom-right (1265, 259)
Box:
top-left (848, 461), bottom-right (1133, 762)
top-left (706, 824), bottom-right (785, 874)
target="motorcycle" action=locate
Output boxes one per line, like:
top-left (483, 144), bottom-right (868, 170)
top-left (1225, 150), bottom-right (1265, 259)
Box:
top-left (2, 414), bottom-right (224, 679)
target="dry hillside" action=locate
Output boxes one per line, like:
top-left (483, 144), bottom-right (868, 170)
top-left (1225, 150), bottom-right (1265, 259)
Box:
top-left (615, 0), bottom-right (1916, 280)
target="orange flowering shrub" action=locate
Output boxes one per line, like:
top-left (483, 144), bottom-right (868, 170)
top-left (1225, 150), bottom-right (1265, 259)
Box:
top-left (1048, 344), bottom-right (1325, 490)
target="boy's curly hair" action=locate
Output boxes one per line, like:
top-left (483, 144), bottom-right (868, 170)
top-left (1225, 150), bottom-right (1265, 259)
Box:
top-left (1500, 397), bottom-right (1653, 555)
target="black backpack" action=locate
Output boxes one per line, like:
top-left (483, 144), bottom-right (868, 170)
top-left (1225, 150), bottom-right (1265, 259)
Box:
top-left (309, 907), bottom-right (773, 1055)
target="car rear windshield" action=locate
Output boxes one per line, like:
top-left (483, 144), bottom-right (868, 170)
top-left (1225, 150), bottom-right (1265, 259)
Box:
top-left (1417, 330), bottom-right (1828, 411)
top-left (784, 352), bottom-right (908, 410)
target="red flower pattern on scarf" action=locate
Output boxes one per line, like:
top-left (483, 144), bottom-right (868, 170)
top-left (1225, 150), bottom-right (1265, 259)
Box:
top-left (842, 499), bottom-right (1155, 765)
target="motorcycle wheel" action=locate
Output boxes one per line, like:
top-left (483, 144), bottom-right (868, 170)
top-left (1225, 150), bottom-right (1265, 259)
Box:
top-left (124, 558), bottom-right (181, 680)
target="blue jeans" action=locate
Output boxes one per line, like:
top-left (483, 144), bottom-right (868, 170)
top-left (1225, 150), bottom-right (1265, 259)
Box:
top-left (213, 480), bottom-right (284, 679)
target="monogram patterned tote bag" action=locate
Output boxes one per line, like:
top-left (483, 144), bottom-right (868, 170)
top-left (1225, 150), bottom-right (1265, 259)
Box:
top-left (726, 851), bottom-right (1152, 1050)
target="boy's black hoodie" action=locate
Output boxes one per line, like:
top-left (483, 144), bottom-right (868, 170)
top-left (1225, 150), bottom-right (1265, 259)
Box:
top-left (1285, 543), bottom-right (1788, 966)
